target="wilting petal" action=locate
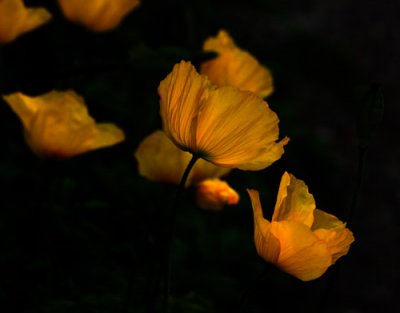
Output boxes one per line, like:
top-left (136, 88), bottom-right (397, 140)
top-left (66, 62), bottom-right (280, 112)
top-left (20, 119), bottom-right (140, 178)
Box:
top-left (196, 179), bottom-right (239, 210)
top-left (58, 0), bottom-right (140, 32)
top-left (271, 221), bottom-right (332, 281)
top-left (3, 90), bottom-right (125, 158)
top-left (134, 130), bottom-right (230, 186)
top-left (248, 189), bottom-right (280, 264)
top-left (201, 30), bottom-right (273, 98)
top-left (272, 172), bottom-right (315, 227)
top-left (0, 0), bottom-right (51, 44)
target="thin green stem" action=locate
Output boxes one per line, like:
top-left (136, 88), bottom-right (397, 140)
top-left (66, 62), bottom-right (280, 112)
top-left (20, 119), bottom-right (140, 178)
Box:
top-left (162, 154), bottom-right (199, 313)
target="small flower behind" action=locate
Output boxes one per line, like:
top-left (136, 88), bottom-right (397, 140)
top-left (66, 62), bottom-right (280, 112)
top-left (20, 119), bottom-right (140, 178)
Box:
top-left (3, 90), bottom-right (125, 159)
top-left (247, 172), bottom-right (354, 281)
top-left (134, 130), bottom-right (231, 187)
top-left (201, 30), bottom-right (274, 98)
top-left (58, 0), bottom-right (140, 32)
top-left (0, 0), bottom-right (52, 44)
top-left (196, 178), bottom-right (239, 211)
top-left (158, 61), bottom-right (289, 171)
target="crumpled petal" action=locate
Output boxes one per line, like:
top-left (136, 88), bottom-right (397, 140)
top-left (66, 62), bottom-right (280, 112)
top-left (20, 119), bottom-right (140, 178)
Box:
top-left (196, 178), bottom-right (239, 210)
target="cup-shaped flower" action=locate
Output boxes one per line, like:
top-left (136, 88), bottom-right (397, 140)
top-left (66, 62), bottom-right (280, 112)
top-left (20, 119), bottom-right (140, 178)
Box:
top-left (247, 172), bottom-right (354, 281)
top-left (158, 61), bottom-right (288, 171)
top-left (196, 178), bottom-right (239, 211)
top-left (3, 90), bottom-right (125, 158)
top-left (58, 0), bottom-right (140, 32)
top-left (200, 30), bottom-right (273, 98)
top-left (135, 130), bottom-right (231, 187)
top-left (0, 0), bottom-right (52, 44)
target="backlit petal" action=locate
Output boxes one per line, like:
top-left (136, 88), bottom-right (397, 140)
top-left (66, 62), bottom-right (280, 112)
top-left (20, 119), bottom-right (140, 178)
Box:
top-left (312, 209), bottom-right (355, 263)
top-left (158, 61), bottom-right (212, 152)
top-left (271, 221), bottom-right (332, 281)
top-left (248, 189), bottom-right (280, 264)
top-left (201, 30), bottom-right (273, 98)
top-left (272, 172), bottom-right (315, 227)
top-left (3, 90), bottom-right (124, 158)
top-left (196, 86), bottom-right (287, 170)
top-left (134, 130), bottom-right (231, 186)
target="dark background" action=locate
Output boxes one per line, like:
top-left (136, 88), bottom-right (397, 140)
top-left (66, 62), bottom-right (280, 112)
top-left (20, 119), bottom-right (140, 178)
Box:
top-left (0, 0), bottom-right (398, 312)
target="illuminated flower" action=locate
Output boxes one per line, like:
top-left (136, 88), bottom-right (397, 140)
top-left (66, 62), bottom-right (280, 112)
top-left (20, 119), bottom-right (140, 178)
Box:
top-left (200, 30), bottom-right (273, 98)
top-left (247, 172), bottom-right (354, 281)
top-left (3, 90), bottom-right (125, 158)
top-left (196, 178), bottom-right (239, 211)
top-left (134, 130), bottom-right (231, 187)
top-left (158, 61), bottom-right (288, 171)
top-left (0, 0), bottom-right (52, 44)
top-left (58, 0), bottom-right (140, 32)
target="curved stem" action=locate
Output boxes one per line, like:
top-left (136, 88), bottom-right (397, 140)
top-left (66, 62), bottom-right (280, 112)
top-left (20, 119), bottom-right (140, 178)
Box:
top-left (162, 154), bottom-right (199, 313)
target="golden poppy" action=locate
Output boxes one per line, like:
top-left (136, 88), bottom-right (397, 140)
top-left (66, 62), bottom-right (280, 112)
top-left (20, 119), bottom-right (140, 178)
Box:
top-left (196, 178), bottom-right (239, 211)
top-left (134, 130), bottom-right (231, 187)
top-left (158, 60), bottom-right (288, 171)
top-left (200, 30), bottom-right (273, 98)
top-left (0, 0), bottom-right (52, 44)
top-left (58, 0), bottom-right (140, 32)
top-left (3, 90), bottom-right (125, 158)
top-left (248, 172), bottom-right (354, 281)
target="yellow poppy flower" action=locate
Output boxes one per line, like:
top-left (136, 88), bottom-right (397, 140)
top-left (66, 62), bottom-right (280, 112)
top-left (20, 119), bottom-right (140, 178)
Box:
top-left (0, 0), bottom-right (52, 44)
top-left (247, 172), bottom-right (354, 281)
top-left (134, 130), bottom-right (231, 187)
top-left (2, 90), bottom-right (125, 158)
top-left (200, 30), bottom-right (273, 98)
top-left (58, 0), bottom-right (140, 32)
top-left (196, 178), bottom-right (239, 211)
top-left (158, 60), bottom-right (288, 171)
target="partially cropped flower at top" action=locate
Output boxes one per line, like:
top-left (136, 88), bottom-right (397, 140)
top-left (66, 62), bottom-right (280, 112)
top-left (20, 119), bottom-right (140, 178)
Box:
top-left (0, 0), bottom-right (52, 44)
top-left (200, 30), bottom-right (274, 98)
top-left (58, 0), bottom-right (140, 32)
top-left (3, 90), bottom-right (125, 159)
top-left (135, 130), bottom-right (231, 187)
top-left (247, 172), bottom-right (354, 281)
top-left (196, 178), bottom-right (239, 211)
top-left (159, 61), bottom-right (288, 171)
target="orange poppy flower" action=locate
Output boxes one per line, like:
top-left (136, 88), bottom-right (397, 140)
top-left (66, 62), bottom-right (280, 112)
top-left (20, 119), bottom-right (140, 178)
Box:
top-left (248, 172), bottom-right (354, 281)
top-left (200, 30), bottom-right (273, 98)
top-left (158, 61), bottom-right (288, 171)
top-left (3, 90), bottom-right (125, 158)
top-left (58, 0), bottom-right (140, 32)
top-left (196, 178), bottom-right (239, 211)
top-left (0, 0), bottom-right (51, 44)
top-left (134, 130), bottom-right (231, 187)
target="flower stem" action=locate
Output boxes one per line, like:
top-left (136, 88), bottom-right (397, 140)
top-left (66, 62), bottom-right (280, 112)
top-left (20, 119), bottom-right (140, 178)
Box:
top-left (162, 154), bottom-right (199, 313)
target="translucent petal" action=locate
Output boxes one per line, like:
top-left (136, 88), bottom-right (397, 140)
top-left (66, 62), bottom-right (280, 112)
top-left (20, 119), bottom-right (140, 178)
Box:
top-left (272, 172), bottom-right (315, 227)
top-left (201, 30), bottom-right (273, 98)
top-left (248, 189), bottom-right (280, 264)
top-left (271, 221), bottom-right (332, 281)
